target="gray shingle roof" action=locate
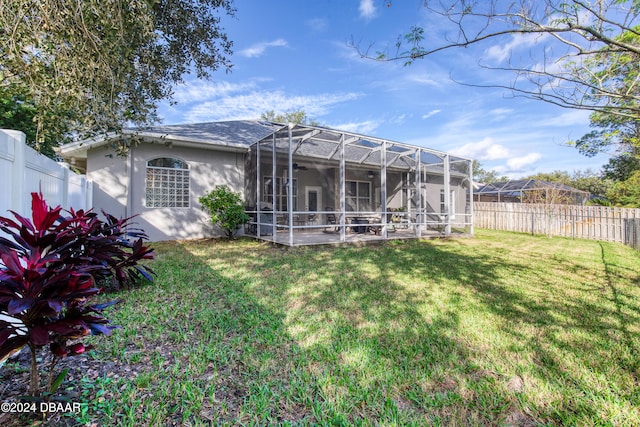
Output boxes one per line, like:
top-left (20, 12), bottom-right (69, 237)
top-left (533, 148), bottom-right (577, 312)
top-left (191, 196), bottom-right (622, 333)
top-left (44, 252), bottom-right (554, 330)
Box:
top-left (60, 121), bottom-right (471, 179)
top-left (58, 120), bottom-right (283, 158)
top-left (132, 120), bottom-right (282, 148)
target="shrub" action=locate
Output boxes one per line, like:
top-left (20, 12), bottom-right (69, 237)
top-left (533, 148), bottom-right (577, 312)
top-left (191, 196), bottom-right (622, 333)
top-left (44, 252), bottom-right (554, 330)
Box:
top-left (0, 192), bottom-right (154, 397)
top-left (607, 170), bottom-right (640, 208)
top-left (199, 185), bottom-right (249, 239)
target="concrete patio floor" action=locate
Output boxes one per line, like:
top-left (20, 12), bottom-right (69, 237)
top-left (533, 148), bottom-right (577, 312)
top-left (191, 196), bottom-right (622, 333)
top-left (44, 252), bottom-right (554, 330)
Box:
top-left (249, 226), bottom-right (468, 246)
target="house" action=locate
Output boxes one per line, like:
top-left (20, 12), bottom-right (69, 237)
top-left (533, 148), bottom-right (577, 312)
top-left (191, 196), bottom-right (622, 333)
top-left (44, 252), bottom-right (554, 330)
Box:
top-left (475, 179), bottom-right (590, 205)
top-left (59, 121), bottom-right (474, 245)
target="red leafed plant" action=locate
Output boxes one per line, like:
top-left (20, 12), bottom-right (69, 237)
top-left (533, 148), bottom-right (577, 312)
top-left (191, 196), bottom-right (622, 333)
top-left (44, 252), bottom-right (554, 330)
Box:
top-left (0, 192), bottom-right (154, 396)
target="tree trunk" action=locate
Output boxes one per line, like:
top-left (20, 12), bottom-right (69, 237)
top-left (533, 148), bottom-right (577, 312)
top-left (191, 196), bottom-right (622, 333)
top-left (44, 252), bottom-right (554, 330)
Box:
top-left (29, 343), bottom-right (39, 396)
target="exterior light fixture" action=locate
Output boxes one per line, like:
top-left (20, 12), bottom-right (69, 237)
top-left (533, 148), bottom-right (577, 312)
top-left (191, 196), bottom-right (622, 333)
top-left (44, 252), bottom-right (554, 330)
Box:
top-left (367, 171), bottom-right (375, 179)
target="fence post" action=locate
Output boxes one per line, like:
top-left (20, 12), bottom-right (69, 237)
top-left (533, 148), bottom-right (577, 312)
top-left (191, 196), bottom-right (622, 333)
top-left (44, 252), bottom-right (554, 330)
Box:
top-left (531, 210), bottom-right (534, 236)
top-left (86, 178), bottom-right (93, 211)
top-left (1, 129), bottom-right (93, 217)
top-left (60, 162), bottom-right (70, 209)
top-left (8, 131), bottom-right (26, 214)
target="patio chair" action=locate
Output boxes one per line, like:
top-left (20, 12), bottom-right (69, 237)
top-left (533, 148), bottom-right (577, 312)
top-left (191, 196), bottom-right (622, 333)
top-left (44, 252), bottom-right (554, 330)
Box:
top-left (386, 213), bottom-right (397, 233)
top-left (323, 209), bottom-right (339, 233)
top-left (366, 214), bottom-right (397, 235)
top-left (306, 213), bottom-right (318, 225)
top-left (244, 206), bottom-right (257, 235)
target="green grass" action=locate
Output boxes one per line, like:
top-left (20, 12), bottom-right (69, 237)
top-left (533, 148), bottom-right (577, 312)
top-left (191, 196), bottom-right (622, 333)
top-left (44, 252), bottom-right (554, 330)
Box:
top-left (76, 229), bottom-right (639, 426)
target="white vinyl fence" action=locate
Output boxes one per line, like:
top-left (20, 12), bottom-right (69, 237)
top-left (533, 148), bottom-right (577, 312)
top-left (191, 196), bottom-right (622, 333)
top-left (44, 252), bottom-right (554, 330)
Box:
top-left (475, 202), bottom-right (640, 249)
top-left (1, 129), bottom-right (94, 364)
top-left (0, 129), bottom-right (93, 218)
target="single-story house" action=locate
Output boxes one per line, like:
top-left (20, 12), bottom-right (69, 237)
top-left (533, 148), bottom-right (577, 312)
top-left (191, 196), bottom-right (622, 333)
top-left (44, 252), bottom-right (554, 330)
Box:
top-left (59, 121), bottom-right (474, 245)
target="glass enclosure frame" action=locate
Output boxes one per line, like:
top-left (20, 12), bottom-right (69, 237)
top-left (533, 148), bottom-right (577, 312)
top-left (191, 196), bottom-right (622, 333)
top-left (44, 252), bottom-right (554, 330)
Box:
top-left (244, 123), bottom-right (474, 246)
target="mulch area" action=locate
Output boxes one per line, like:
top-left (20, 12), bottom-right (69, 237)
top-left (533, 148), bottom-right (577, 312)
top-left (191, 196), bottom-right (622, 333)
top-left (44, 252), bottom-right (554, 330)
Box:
top-left (0, 347), bottom-right (129, 427)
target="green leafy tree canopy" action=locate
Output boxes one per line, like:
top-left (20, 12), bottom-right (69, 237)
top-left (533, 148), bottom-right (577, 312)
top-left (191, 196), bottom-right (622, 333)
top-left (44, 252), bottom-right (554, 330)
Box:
top-left (522, 169), bottom-right (613, 197)
top-left (571, 27), bottom-right (640, 157)
top-left (472, 160), bottom-right (507, 184)
top-left (607, 170), bottom-right (640, 207)
top-left (0, 0), bottom-right (235, 157)
top-left (260, 109), bottom-right (321, 126)
top-left (603, 154), bottom-right (640, 182)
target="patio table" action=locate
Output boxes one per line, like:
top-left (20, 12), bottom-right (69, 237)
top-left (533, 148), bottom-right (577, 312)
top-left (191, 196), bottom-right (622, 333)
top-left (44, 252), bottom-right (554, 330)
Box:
top-left (350, 217), bottom-right (369, 234)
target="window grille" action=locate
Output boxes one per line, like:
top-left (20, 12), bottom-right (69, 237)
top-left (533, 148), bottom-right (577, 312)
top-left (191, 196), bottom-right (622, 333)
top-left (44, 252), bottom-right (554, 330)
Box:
top-left (145, 158), bottom-right (190, 208)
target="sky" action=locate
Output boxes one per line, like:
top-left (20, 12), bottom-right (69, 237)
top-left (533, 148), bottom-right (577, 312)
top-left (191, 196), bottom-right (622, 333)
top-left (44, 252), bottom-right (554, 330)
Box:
top-left (157, 0), bottom-right (613, 179)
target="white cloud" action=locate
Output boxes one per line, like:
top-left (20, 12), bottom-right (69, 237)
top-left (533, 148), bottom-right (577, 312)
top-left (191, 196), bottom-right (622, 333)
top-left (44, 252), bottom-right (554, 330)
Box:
top-left (331, 119), bottom-right (381, 135)
top-left (406, 73), bottom-right (441, 87)
top-left (451, 137), bottom-right (512, 161)
top-left (492, 152), bottom-right (542, 176)
top-left (506, 152), bottom-right (542, 170)
top-left (544, 109), bottom-right (590, 127)
top-left (172, 80), bottom-right (263, 104)
top-left (485, 33), bottom-right (546, 62)
top-left (422, 110), bottom-right (441, 119)
top-left (451, 137), bottom-right (542, 177)
top-left (180, 90), bottom-right (362, 123)
top-left (389, 113), bottom-right (411, 124)
top-left (306, 18), bottom-right (328, 32)
top-left (488, 108), bottom-right (514, 121)
top-left (359, 0), bottom-right (376, 20)
top-left (239, 39), bottom-right (289, 58)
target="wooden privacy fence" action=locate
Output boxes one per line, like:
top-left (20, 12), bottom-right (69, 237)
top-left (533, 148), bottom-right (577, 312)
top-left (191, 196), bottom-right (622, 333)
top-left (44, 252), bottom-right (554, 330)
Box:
top-left (474, 202), bottom-right (640, 249)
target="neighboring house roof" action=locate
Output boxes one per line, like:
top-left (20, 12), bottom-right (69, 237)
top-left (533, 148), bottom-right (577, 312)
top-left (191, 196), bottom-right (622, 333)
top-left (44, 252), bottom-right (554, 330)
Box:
top-left (476, 179), bottom-right (590, 198)
top-left (59, 120), bottom-right (282, 158)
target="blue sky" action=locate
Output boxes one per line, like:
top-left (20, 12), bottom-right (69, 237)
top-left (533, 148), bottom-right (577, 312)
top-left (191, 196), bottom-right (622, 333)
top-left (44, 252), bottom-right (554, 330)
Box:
top-left (157, 0), bottom-right (612, 179)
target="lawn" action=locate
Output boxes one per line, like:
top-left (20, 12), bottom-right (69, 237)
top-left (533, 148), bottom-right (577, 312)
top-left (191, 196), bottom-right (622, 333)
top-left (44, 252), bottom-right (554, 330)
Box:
top-left (5, 229), bottom-right (640, 426)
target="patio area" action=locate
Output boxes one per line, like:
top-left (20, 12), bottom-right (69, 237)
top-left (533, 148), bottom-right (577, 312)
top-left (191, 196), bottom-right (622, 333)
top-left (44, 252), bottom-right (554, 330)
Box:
top-left (264, 226), bottom-right (466, 247)
top-left (244, 123), bottom-right (473, 246)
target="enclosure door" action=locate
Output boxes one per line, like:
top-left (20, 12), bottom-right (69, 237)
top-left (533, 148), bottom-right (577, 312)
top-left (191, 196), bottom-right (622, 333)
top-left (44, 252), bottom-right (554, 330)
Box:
top-left (306, 186), bottom-right (322, 213)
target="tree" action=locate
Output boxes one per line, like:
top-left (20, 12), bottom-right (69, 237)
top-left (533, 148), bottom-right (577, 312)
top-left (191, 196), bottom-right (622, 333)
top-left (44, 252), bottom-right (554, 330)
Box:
top-left (0, 0), bottom-right (235, 157)
top-left (260, 109), bottom-right (321, 126)
top-left (0, 85), bottom-right (65, 158)
top-left (602, 153), bottom-right (640, 181)
top-left (572, 113), bottom-right (640, 157)
top-left (357, 1), bottom-right (640, 121)
top-left (571, 25), bottom-right (640, 154)
top-left (522, 169), bottom-right (613, 197)
top-left (524, 170), bottom-right (572, 185)
top-left (607, 170), bottom-right (640, 207)
top-left (570, 169), bottom-right (613, 197)
top-left (199, 185), bottom-right (249, 239)
top-left (472, 160), bottom-right (506, 184)
top-left (520, 184), bottom-right (576, 205)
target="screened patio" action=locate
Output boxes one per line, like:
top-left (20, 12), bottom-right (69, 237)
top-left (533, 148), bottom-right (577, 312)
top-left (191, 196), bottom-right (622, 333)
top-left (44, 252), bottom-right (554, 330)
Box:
top-left (244, 123), bottom-right (474, 246)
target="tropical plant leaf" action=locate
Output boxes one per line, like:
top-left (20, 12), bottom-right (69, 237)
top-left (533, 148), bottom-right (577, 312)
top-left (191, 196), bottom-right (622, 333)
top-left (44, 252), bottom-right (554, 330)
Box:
top-left (50, 368), bottom-right (68, 393)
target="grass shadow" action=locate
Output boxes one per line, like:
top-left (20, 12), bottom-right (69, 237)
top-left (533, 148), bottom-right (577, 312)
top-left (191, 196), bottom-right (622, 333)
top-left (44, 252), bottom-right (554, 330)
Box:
top-left (55, 231), bottom-right (640, 426)
top-left (211, 233), bottom-right (640, 425)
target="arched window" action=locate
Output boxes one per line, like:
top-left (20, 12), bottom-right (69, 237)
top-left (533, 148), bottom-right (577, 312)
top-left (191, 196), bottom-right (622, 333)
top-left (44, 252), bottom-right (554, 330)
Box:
top-left (145, 157), bottom-right (190, 208)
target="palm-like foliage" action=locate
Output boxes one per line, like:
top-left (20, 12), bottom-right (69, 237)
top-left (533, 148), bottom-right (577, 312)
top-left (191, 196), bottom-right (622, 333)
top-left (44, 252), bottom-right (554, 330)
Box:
top-left (0, 193), bottom-right (154, 396)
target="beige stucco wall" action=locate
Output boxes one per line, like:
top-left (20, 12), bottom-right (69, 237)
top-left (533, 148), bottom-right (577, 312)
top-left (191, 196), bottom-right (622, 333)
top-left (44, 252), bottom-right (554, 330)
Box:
top-left (87, 142), bottom-right (247, 241)
top-left (87, 145), bottom-right (129, 219)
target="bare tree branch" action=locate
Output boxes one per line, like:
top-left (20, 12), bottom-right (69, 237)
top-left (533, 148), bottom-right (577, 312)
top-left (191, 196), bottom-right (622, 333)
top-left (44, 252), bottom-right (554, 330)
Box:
top-left (353, 0), bottom-right (640, 120)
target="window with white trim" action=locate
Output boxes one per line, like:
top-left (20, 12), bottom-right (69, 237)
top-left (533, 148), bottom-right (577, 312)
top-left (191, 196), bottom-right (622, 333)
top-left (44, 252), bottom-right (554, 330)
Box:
top-left (145, 157), bottom-right (190, 208)
top-left (262, 176), bottom-right (297, 211)
top-left (346, 180), bottom-right (371, 211)
top-left (440, 189), bottom-right (455, 219)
